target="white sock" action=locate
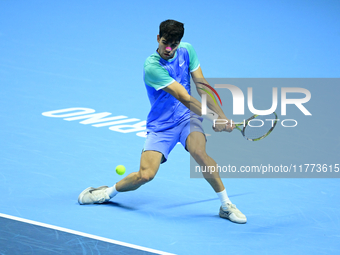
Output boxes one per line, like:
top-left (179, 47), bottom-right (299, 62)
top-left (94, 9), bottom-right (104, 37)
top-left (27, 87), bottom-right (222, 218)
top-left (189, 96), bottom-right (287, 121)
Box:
top-left (216, 189), bottom-right (231, 210)
top-left (106, 184), bottom-right (119, 198)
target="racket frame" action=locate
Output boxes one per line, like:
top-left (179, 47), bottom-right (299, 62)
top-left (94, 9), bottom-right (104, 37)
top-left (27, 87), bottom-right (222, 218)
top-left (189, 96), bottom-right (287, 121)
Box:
top-left (234, 112), bottom-right (278, 141)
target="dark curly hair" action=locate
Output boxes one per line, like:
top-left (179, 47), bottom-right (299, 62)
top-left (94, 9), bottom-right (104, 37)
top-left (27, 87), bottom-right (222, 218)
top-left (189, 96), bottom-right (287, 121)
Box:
top-left (159, 19), bottom-right (184, 42)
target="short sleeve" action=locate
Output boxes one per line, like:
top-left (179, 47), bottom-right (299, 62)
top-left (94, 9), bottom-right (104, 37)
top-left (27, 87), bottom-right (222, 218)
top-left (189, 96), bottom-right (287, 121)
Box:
top-left (181, 42), bottom-right (200, 72)
top-left (144, 63), bottom-right (175, 91)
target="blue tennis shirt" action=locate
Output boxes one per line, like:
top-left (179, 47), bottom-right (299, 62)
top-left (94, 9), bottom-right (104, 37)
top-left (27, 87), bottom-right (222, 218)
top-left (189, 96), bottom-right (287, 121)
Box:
top-left (143, 42), bottom-right (200, 132)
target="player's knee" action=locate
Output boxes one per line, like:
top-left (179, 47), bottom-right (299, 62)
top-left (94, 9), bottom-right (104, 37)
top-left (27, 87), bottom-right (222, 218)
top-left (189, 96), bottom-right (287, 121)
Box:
top-left (138, 168), bottom-right (156, 185)
top-left (191, 148), bottom-right (208, 162)
top-left (140, 173), bottom-right (154, 184)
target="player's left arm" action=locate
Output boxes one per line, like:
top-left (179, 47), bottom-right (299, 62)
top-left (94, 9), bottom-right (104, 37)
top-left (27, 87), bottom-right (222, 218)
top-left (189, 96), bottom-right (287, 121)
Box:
top-left (191, 66), bottom-right (234, 132)
top-left (191, 67), bottom-right (226, 119)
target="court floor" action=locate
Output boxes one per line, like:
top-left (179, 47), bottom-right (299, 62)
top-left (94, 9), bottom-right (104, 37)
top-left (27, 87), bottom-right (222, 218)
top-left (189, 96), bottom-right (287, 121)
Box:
top-left (1, 1), bottom-right (340, 254)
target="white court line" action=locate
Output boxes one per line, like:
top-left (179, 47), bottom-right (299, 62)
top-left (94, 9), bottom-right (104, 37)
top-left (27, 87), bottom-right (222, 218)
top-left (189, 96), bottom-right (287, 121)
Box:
top-left (0, 213), bottom-right (176, 255)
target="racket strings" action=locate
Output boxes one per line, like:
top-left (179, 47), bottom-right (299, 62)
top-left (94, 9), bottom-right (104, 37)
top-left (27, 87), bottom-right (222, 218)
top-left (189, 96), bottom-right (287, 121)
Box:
top-left (243, 113), bottom-right (277, 140)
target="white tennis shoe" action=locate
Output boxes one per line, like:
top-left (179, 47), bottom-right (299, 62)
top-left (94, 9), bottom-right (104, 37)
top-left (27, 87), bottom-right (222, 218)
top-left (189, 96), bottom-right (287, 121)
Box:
top-left (219, 203), bottom-right (247, 224)
top-left (78, 186), bottom-right (110, 205)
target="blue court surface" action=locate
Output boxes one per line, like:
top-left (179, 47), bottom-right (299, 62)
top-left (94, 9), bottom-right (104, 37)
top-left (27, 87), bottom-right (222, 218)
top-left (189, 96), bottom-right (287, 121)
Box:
top-left (1, 1), bottom-right (340, 254)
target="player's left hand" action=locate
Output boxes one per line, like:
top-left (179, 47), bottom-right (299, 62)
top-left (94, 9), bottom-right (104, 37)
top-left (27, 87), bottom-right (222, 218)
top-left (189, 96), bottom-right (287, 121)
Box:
top-left (212, 120), bottom-right (234, 132)
top-left (212, 122), bottom-right (225, 132)
top-left (223, 122), bottom-right (235, 133)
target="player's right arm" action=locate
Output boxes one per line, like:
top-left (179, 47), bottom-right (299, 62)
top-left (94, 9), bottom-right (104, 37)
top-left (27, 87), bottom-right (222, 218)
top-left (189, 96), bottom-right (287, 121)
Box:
top-left (144, 56), bottom-right (232, 132)
top-left (162, 80), bottom-right (202, 116)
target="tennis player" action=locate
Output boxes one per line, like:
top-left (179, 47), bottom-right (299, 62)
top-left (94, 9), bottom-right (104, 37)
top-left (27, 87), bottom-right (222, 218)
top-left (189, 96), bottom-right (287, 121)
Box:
top-left (78, 20), bottom-right (247, 224)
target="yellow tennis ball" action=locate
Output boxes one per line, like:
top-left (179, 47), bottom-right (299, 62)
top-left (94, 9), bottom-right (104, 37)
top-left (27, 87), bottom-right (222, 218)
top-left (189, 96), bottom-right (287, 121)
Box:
top-left (116, 165), bottom-right (126, 175)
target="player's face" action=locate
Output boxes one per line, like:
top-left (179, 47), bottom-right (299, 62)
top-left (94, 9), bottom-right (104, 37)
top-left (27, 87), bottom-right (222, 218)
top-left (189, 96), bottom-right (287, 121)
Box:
top-left (157, 35), bottom-right (180, 60)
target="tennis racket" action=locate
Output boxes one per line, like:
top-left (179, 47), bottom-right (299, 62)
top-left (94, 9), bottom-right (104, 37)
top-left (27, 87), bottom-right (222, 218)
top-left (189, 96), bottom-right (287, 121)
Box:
top-left (232, 112), bottom-right (278, 141)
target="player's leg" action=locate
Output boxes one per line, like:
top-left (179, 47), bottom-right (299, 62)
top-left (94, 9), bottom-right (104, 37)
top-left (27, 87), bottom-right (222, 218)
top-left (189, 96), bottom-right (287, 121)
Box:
top-left (184, 122), bottom-right (247, 224)
top-left (185, 131), bottom-right (224, 192)
top-left (115, 150), bottom-right (162, 192)
top-left (104, 126), bottom-right (180, 200)
top-left (78, 150), bottom-right (162, 205)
